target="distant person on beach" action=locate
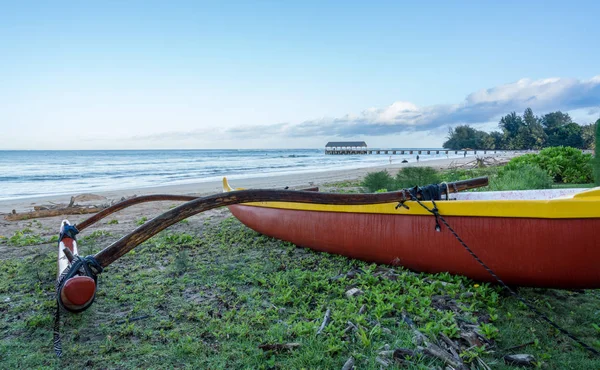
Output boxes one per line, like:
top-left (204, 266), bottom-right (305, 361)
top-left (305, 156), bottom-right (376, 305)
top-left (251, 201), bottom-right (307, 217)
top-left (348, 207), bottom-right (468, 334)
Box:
top-left (389, 156), bottom-right (392, 164)
top-left (464, 152), bottom-right (467, 158)
top-left (416, 155), bottom-right (419, 162)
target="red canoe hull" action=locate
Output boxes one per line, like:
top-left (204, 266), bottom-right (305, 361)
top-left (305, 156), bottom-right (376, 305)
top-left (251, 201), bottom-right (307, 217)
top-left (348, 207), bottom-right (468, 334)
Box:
top-left (228, 204), bottom-right (600, 289)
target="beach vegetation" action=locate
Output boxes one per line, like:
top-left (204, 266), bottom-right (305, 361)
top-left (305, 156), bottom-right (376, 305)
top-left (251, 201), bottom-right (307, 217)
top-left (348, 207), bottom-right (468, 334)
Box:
top-left (360, 170), bottom-right (394, 192)
top-left (505, 146), bottom-right (593, 183)
top-left (107, 219), bottom-right (119, 225)
top-left (362, 168), bottom-right (442, 192)
top-left (394, 167), bottom-right (441, 188)
top-left (136, 216), bottom-right (148, 226)
top-left (7, 228), bottom-right (44, 246)
top-left (326, 179), bottom-right (361, 188)
top-left (489, 164), bottom-right (553, 191)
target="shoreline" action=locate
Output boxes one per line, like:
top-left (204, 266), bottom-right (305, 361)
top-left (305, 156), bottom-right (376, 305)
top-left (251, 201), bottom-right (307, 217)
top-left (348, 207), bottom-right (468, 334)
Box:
top-left (0, 153), bottom-right (514, 213)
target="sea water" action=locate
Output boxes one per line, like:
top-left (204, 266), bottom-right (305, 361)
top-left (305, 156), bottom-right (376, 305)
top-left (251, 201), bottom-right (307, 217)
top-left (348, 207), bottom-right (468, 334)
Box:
top-left (0, 149), bottom-right (462, 200)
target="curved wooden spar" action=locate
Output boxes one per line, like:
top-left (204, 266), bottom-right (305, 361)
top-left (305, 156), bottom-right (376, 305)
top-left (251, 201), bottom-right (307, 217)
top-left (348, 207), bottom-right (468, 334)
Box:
top-left (76, 188), bottom-right (320, 231)
top-left (93, 177), bottom-right (488, 267)
top-left (77, 195), bottom-right (197, 231)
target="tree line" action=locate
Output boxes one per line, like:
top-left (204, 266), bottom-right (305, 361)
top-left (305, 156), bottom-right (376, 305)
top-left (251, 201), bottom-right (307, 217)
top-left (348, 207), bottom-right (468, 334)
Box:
top-left (443, 108), bottom-right (598, 150)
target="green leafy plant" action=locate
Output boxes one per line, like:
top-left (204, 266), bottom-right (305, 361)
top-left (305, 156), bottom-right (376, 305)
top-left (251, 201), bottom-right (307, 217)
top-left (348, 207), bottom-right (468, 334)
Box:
top-left (478, 322), bottom-right (499, 339)
top-left (394, 167), bottom-right (441, 189)
top-left (490, 164), bottom-right (553, 190)
top-left (136, 216), bottom-right (148, 226)
top-left (505, 146), bottom-right (593, 183)
top-left (8, 229), bottom-right (44, 246)
top-left (360, 170), bottom-right (394, 192)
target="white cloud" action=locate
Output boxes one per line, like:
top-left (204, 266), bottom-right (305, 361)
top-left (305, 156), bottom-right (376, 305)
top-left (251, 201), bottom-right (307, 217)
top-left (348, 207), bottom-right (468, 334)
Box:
top-left (242, 75), bottom-right (600, 138)
top-left (134, 75), bottom-right (600, 144)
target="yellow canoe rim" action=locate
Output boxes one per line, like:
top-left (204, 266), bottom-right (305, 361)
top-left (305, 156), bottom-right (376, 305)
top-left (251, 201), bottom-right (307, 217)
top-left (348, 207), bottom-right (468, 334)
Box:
top-left (222, 178), bottom-right (600, 219)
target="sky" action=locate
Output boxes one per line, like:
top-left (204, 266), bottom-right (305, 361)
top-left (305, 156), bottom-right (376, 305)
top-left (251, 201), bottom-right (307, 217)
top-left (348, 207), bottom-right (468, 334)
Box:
top-left (1, 0), bottom-right (599, 150)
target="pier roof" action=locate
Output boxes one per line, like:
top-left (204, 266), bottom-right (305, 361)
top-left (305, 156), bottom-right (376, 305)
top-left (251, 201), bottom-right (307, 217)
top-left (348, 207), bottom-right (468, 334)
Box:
top-left (325, 141), bottom-right (367, 148)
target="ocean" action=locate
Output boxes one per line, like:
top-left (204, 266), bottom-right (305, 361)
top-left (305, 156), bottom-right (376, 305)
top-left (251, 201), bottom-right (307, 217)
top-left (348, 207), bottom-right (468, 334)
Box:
top-left (0, 149), bottom-right (460, 200)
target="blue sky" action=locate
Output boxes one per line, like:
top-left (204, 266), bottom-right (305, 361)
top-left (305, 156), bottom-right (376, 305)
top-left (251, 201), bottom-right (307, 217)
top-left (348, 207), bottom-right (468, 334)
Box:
top-left (1, 1), bottom-right (599, 149)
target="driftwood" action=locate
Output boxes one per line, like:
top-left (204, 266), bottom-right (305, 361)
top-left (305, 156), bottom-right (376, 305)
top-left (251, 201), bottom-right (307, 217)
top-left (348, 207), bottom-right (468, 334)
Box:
top-left (448, 156), bottom-right (510, 170)
top-left (5, 206), bottom-right (106, 221)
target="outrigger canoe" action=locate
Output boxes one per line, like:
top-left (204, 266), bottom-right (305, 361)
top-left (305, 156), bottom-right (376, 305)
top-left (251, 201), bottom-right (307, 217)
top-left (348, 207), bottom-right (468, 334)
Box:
top-left (50, 177), bottom-right (600, 356)
top-left (224, 178), bottom-right (600, 289)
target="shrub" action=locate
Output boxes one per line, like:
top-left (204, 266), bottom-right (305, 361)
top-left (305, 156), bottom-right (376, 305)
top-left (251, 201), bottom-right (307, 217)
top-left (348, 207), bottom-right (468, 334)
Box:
top-left (394, 167), bottom-right (441, 189)
top-left (505, 146), bottom-right (593, 183)
top-left (361, 171), bottom-right (394, 192)
top-left (490, 164), bottom-right (553, 190)
top-left (439, 167), bottom-right (499, 183)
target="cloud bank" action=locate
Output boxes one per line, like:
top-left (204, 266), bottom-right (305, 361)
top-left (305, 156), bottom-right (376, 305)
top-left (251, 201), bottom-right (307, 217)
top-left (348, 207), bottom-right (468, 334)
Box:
top-left (228, 76), bottom-right (600, 138)
top-left (134, 76), bottom-right (600, 144)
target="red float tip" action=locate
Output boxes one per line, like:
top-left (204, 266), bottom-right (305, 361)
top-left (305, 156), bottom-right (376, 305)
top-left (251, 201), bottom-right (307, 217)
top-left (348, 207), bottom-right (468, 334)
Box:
top-left (60, 276), bottom-right (96, 311)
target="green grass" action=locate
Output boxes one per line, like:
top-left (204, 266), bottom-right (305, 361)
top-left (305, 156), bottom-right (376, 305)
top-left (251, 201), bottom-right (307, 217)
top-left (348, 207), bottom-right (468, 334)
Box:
top-left (1, 217), bottom-right (599, 369)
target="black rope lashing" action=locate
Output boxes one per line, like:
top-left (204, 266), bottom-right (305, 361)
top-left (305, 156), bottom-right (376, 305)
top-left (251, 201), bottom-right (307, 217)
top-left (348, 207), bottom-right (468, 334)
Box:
top-left (405, 194), bottom-right (600, 356)
top-left (53, 254), bottom-right (103, 357)
top-left (400, 185), bottom-right (443, 231)
top-left (396, 183), bottom-right (443, 210)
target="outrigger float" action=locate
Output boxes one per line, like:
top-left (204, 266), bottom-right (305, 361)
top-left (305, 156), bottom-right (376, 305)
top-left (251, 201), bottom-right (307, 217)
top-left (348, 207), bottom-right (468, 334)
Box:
top-left (53, 177), bottom-right (600, 354)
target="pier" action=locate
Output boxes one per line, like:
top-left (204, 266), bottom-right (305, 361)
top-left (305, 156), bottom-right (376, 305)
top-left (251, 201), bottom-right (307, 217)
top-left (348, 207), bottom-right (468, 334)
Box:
top-left (325, 142), bottom-right (510, 156)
